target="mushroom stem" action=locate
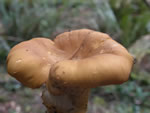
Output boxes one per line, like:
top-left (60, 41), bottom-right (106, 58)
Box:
top-left (42, 86), bottom-right (90, 113)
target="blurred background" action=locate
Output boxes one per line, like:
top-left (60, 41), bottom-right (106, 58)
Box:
top-left (0, 0), bottom-right (150, 113)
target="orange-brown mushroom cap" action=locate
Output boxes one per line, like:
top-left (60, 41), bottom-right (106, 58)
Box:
top-left (6, 29), bottom-right (134, 90)
top-left (47, 29), bottom-right (134, 93)
top-left (6, 38), bottom-right (67, 88)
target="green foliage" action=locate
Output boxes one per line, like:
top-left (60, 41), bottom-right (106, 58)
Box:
top-left (92, 78), bottom-right (150, 113)
top-left (115, 81), bottom-right (150, 113)
top-left (93, 0), bottom-right (150, 47)
top-left (0, 0), bottom-right (92, 40)
top-left (110, 0), bottom-right (150, 47)
top-left (0, 0), bottom-right (65, 39)
top-left (0, 37), bottom-right (10, 64)
top-left (0, 49), bottom-right (7, 64)
top-left (93, 0), bottom-right (121, 37)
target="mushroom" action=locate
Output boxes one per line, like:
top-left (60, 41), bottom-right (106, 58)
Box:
top-left (6, 29), bottom-right (134, 113)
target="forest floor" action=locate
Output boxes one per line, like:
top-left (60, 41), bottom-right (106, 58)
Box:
top-left (0, 71), bottom-right (45, 113)
top-left (0, 67), bottom-right (116, 113)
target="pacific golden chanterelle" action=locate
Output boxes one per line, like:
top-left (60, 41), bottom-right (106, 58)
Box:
top-left (7, 29), bottom-right (134, 113)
